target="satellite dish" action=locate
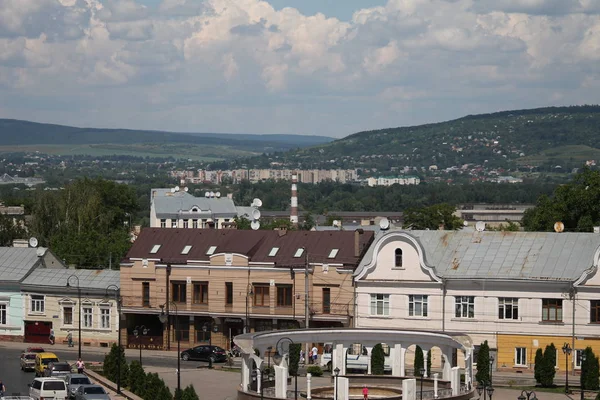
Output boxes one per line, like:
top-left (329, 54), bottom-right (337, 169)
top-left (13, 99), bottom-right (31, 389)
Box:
top-left (252, 209), bottom-right (261, 220)
top-left (184, 187), bottom-right (189, 192)
top-left (379, 217), bottom-right (390, 230)
top-left (554, 221), bottom-right (565, 233)
top-left (475, 221), bottom-right (486, 232)
top-left (332, 220), bottom-right (340, 228)
top-left (205, 192), bottom-right (210, 198)
top-left (215, 192), bottom-right (221, 198)
top-left (463, 221), bottom-right (469, 227)
top-left (175, 186), bottom-right (180, 192)
top-left (209, 191), bottom-right (215, 198)
top-left (252, 198), bottom-right (263, 208)
top-left (251, 220), bottom-right (260, 230)
top-left (171, 188), bottom-right (176, 193)
top-left (29, 237), bottom-right (38, 248)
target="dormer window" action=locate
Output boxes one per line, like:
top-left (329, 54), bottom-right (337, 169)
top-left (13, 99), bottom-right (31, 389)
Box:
top-left (206, 246), bottom-right (217, 255)
top-left (191, 207), bottom-right (199, 212)
top-left (269, 247), bottom-right (279, 257)
top-left (293, 248), bottom-right (304, 258)
top-left (150, 245), bottom-right (161, 254)
top-left (181, 245), bottom-right (192, 255)
top-left (328, 249), bottom-right (339, 259)
top-left (395, 248), bottom-right (403, 267)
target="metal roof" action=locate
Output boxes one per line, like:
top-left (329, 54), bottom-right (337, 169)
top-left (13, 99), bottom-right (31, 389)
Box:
top-left (0, 247), bottom-right (44, 282)
top-left (22, 268), bottom-right (119, 290)
top-left (356, 230), bottom-right (600, 281)
top-left (152, 188), bottom-right (239, 217)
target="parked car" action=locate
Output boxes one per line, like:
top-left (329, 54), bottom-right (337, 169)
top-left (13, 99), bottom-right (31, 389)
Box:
top-left (44, 361), bottom-right (73, 377)
top-left (180, 345), bottom-right (227, 362)
top-left (34, 352), bottom-right (60, 377)
top-left (25, 346), bottom-right (45, 354)
top-left (29, 377), bottom-right (68, 400)
top-left (64, 373), bottom-right (93, 399)
top-left (73, 384), bottom-right (110, 400)
top-left (20, 352), bottom-right (37, 371)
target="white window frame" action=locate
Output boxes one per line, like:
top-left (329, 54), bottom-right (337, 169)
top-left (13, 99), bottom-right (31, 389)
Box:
top-left (100, 307), bottom-right (111, 329)
top-left (30, 295), bottom-right (45, 314)
top-left (171, 219), bottom-right (178, 228)
top-left (575, 349), bottom-right (584, 369)
top-left (192, 219), bottom-right (198, 229)
top-left (370, 294), bottom-right (390, 316)
top-left (328, 249), bottom-right (339, 258)
top-left (515, 347), bottom-right (527, 366)
top-left (0, 302), bottom-right (7, 325)
top-left (160, 219), bottom-right (166, 228)
top-left (294, 248), bottom-right (304, 258)
top-left (499, 298), bottom-right (519, 320)
top-left (183, 219), bottom-right (189, 229)
top-left (455, 296), bottom-right (475, 318)
top-left (409, 295), bottom-right (428, 317)
top-left (181, 245), bottom-right (192, 255)
top-left (206, 246), bottom-right (217, 255)
top-left (61, 302), bottom-right (74, 327)
top-left (268, 247), bottom-right (279, 257)
top-left (83, 306), bottom-right (93, 328)
top-left (150, 244), bottom-right (161, 254)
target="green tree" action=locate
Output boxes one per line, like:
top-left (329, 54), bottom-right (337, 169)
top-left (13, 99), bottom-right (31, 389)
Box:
top-left (142, 372), bottom-right (172, 400)
top-left (427, 350), bottom-right (432, 377)
top-left (300, 212), bottom-right (316, 230)
top-left (414, 345), bottom-right (425, 376)
top-left (475, 341), bottom-right (491, 384)
top-left (534, 348), bottom-right (544, 384)
top-left (181, 385), bottom-right (200, 400)
top-left (128, 360), bottom-right (146, 396)
top-left (582, 347), bottom-right (600, 391)
top-left (540, 343), bottom-right (557, 387)
top-left (289, 343), bottom-right (301, 377)
top-left (371, 344), bottom-right (385, 375)
top-left (103, 344), bottom-right (129, 388)
top-left (403, 203), bottom-right (464, 230)
top-left (0, 213), bottom-right (26, 246)
top-left (233, 216), bottom-right (252, 230)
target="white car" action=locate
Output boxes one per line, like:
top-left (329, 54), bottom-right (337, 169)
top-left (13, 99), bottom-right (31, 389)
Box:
top-left (29, 377), bottom-right (68, 400)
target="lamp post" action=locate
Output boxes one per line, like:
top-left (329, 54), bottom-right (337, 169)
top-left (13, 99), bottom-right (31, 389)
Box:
top-left (580, 352), bottom-right (587, 400)
top-left (563, 343), bottom-right (572, 393)
top-left (245, 285), bottom-right (253, 333)
top-left (334, 367), bottom-right (340, 400)
top-left (105, 284), bottom-right (121, 395)
top-left (477, 381), bottom-right (494, 400)
top-left (275, 337), bottom-right (297, 400)
top-left (202, 321), bottom-right (218, 369)
top-left (517, 390), bottom-right (537, 400)
top-left (133, 325), bottom-right (148, 366)
top-left (66, 275), bottom-right (82, 359)
top-left (159, 302), bottom-right (180, 395)
top-left (489, 356), bottom-right (495, 384)
top-left (419, 368), bottom-right (426, 400)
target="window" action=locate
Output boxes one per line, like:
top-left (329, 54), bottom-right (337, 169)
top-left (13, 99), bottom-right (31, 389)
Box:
top-left (225, 282), bottom-right (233, 305)
top-left (542, 299), bottom-right (562, 322)
top-left (172, 283), bottom-right (186, 303)
top-left (370, 294), bottom-right (390, 316)
top-left (63, 306), bottom-right (73, 325)
top-left (409, 295), bottom-right (428, 317)
top-left (183, 219), bottom-right (189, 228)
top-left (395, 248), bottom-right (403, 267)
top-left (328, 249), bottom-right (339, 258)
top-left (323, 288), bottom-right (331, 314)
top-left (150, 244), bottom-right (161, 254)
top-left (181, 245), bottom-right (192, 255)
top-left (31, 295), bottom-right (44, 313)
top-left (100, 308), bottom-right (110, 329)
top-left (83, 307), bottom-right (93, 328)
top-left (193, 282), bottom-right (209, 304)
top-left (253, 285), bottom-right (269, 306)
top-left (268, 247), bottom-right (279, 257)
top-left (171, 219), bottom-right (177, 228)
top-left (142, 282), bottom-right (150, 307)
top-left (455, 296), bottom-right (475, 318)
top-left (0, 303), bottom-right (6, 325)
top-left (499, 298), bottom-right (519, 320)
top-left (192, 219), bottom-right (198, 229)
top-left (515, 347), bottom-right (527, 366)
top-left (206, 246), bottom-right (217, 255)
top-left (591, 300), bottom-right (600, 323)
top-left (294, 248), bottom-right (304, 258)
top-left (575, 349), bottom-right (584, 369)
top-left (277, 285), bottom-right (292, 307)
top-left (160, 219), bottom-right (166, 228)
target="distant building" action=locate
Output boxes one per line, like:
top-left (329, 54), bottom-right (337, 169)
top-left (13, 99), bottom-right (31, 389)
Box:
top-left (366, 176), bottom-right (420, 187)
top-left (171, 168), bottom-right (359, 185)
top-left (0, 174), bottom-right (45, 187)
top-left (455, 203), bottom-right (534, 227)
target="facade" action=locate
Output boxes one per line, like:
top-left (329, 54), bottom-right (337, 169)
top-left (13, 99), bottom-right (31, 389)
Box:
top-left (150, 188), bottom-right (258, 229)
top-left (120, 228), bottom-right (374, 351)
top-left (20, 268), bottom-right (120, 346)
top-left (354, 229), bottom-right (600, 372)
top-left (455, 203), bottom-right (534, 227)
top-left (367, 176), bottom-right (421, 187)
top-left (171, 168), bottom-right (359, 185)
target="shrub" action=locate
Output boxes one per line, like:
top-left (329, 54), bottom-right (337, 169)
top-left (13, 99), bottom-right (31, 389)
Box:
top-left (307, 365), bottom-right (323, 377)
top-left (427, 350), bottom-right (432, 377)
top-left (534, 348), bottom-right (543, 384)
top-left (540, 343), bottom-right (557, 387)
top-left (414, 346), bottom-right (424, 377)
top-left (475, 340), bottom-right (490, 384)
top-left (371, 344), bottom-right (385, 375)
top-left (182, 385), bottom-right (200, 400)
top-left (102, 344), bottom-right (129, 388)
top-left (289, 343), bottom-right (301, 377)
top-left (142, 372), bottom-right (172, 400)
top-left (128, 361), bottom-right (146, 396)
top-left (582, 347), bottom-right (600, 391)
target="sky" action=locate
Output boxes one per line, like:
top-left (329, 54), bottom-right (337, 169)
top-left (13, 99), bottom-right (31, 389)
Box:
top-left (0, 0), bottom-right (599, 138)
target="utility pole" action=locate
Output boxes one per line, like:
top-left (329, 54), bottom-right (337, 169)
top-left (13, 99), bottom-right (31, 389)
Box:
top-left (571, 284), bottom-right (576, 377)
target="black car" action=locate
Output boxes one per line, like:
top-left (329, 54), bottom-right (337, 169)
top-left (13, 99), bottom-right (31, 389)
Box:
top-left (180, 345), bottom-right (227, 362)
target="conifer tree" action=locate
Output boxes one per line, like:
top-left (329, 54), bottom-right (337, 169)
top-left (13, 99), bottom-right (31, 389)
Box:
top-left (414, 346), bottom-right (425, 377)
top-left (534, 348), bottom-right (544, 384)
top-left (371, 344), bottom-right (385, 375)
top-left (475, 341), bottom-right (490, 384)
top-left (540, 343), bottom-right (557, 387)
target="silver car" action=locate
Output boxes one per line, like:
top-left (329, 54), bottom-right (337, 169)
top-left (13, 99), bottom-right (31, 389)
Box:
top-left (20, 352), bottom-right (37, 371)
top-left (74, 384), bottom-right (111, 400)
top-left (64, 374), bottom-right (93, 399)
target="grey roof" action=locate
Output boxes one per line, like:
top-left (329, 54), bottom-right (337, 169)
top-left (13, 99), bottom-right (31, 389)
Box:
top-left (357, 230), bottom-right (600, 281)
top-left (0, 247), bottom-right (44, 282)
top-left (152, 188), bottom-right (240, 218)
top-left (22, 268), bottom-right (119, 290)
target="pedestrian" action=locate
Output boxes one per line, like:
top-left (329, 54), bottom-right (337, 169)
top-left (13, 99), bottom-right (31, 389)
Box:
top-left (300, 350), bottom-right (305, 364)
top-left (67, 330), bottom-right (73, 347)
top-left (0, 379), bottom-right (6, 396)
top-left (49, 328), bottom-right (55, 345)
top-left (76, 358), bottom-right (85, 374)
top-left (311, 345), bottom-right (318, 364)
top-left (363, 385), bottom-right (369, 400)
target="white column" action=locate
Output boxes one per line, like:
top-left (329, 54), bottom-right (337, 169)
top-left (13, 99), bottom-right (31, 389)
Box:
top-left (337, 377), bottom-right (349, 400)
top-left (365, 346), bottom-right (373, 375)
top-left (274, 365), bottom-right (288, 399)
top-left (306, 373), bottom-right (312, 400)
top-left (442, 350), bottom-right (452, 381)
top-left (241, 354), bottom-right (252, 392)
top-left (334, 343), bottom-right (346, 376)
top-left (451, 367), bottom-right (460, 395)
top-left (423, 350), bottom-right (429, 378)
top-left (400, 346), bottom-right (407, 377)
top-left (402, 378), bottom-right (417, 400)
top-left (391, 344), bottom-right (403, 377)
top-left (256, 369), bottom-right (262, 394)
top-left (433, 373), bottom-right (439, 398)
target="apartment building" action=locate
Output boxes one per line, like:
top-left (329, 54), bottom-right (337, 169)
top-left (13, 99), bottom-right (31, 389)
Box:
top-left (120, 228), bottom-right (374, 351)
top-left (171, 168), bottom-right (359, 185)
top-left (354, 229), bottom-right (600, 372)
top-left (366, 176), bottom-right (421, 187)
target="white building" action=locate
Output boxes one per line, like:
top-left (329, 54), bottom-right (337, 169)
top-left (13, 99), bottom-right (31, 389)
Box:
top-left (367, 176), bottom-right (421, 187)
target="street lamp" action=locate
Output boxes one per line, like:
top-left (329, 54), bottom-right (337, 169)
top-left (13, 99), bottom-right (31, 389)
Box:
top-left (419, 368), bottom-right (426, 400)
top-left (245, 285), bottom-right (253, 333)
top-left (275, 337), bottom-right (297, 400)
top-left (105, 285), bottom-right (121, 394)
top-left (159, 302), bottom-right (180, 395)
top-left (133, 325), bottom-right (149, 366)
top-left (562, 343), bottom-right (572, 393)
top-left (489, 356), bottom-right (495, 384)
top-left (334, 367), bottom-right (340, 400)
top-left (581, 352), bottom-right (587, 400)
top-left (66, 275), bottom-right (82, 359)
top-left (477, 381), bottom-right (494, 400)
top-left (518, 390), bottom-right (537, 400)
top-left (202, 321), bottom-right (218, 369)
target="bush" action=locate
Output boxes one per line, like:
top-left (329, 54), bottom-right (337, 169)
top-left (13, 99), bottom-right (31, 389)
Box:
top-left (371, 344), bottom-right (385, 375)
top-left (475, 340), bottom-right (490, 384)
top-left (289, 343), bottom-right (301, 377)
top-left (307, 365), bottom-right (323, 377)
top-left (128, 361), bottom-right (146, 396)
top-left (540, 343), bottom-right (557, 387)
top-left (414, 346), bottom-right (424, 377)
top-left (582, 347), bottom-right (600, 391)
top-left (427, 350), bottom-right (432, 377)
top-left (534, 348), bottom-right (543, 384)
top-left (102, 344), bottom-right (129, 388)
top-left (182, 385), bottom-right (200, 400)
top-left (142, 372), bottom-right (172, 400)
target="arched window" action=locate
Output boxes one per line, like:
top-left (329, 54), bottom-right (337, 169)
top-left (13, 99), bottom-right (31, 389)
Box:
top-left (395, 248), bottom-right (403, 267)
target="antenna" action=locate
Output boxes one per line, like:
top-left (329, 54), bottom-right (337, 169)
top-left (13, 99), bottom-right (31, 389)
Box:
top-left (379, 217), bottom-right (390, 231)
top-left (251, 220), bottom-right (260, 230)
top-left (554, 221), bottom-right (565, 233)
top-left (475, 221), bottom-right (486, 232)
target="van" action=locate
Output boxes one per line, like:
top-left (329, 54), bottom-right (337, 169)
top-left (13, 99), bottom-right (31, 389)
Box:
top-left (319, 343), bottom-right (392, 372)
top-left (29, 377), bottom-right (68, 400)
top-left (34, 352), bottom-right (60, 377)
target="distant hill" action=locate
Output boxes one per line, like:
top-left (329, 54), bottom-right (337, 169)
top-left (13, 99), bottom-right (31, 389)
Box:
top-left (0, 119), bottom-right (333, 159)
top-left (244, 105), bottom-right (600, 171)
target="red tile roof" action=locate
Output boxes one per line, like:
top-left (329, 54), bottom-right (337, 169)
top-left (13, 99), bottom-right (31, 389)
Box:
top-left (125, 228), bottom-right (374, 268)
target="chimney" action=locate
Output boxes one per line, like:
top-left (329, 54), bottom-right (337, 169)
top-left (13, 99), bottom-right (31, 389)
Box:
top-left (354, 229), bottom-right (364, 257)
top-left (290, 174), bottom-right (298, 227)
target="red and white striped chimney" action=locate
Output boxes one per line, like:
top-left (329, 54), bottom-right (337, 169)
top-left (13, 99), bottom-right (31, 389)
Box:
top-left (290, 174), bottom-right (298, 227)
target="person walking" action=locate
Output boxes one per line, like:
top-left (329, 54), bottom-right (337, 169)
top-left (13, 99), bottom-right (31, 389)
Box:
top-left (49, 328), bottom-right (55, 345)
top-left (67, 330), bottom-right (73, 347)
top-left (311, 345), bottom-right (318, 365)
top-left (76, 358), bottom-right (85, 374)
top-left (0, 379), bottom-right (6, 396)
top-left (363, 385), bottom-right (369, 400)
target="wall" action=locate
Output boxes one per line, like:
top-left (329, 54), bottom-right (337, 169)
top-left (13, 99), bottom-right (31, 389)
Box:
top-left (0, 290), bottom-right (24, 340)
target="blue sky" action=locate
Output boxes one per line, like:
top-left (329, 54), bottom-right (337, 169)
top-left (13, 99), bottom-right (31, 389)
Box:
top-left (0, 0), bottom-right (598, 138)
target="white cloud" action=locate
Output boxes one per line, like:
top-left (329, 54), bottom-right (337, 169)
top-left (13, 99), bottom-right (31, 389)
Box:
top-left (0, 0), bottom-right (598, 137)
